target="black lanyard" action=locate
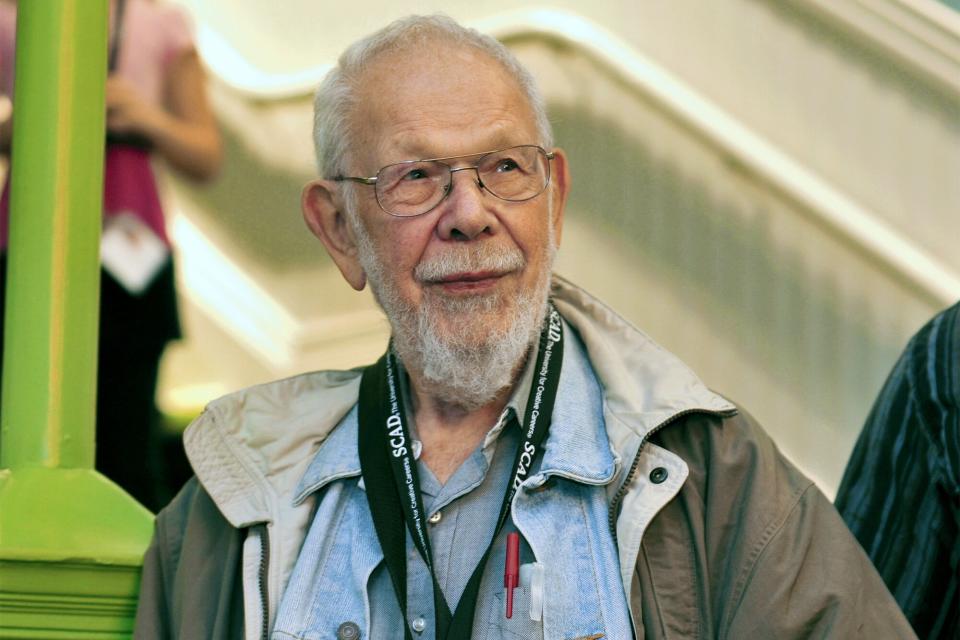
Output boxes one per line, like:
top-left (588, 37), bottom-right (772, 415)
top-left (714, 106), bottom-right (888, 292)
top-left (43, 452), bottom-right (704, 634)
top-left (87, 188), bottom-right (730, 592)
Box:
top-left (358, 305), bottom-right (564, 640)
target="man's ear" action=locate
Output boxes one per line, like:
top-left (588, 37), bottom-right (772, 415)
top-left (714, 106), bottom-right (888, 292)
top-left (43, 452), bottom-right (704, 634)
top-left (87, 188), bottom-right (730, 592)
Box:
top-left (301, 179), bottom-right (367, 291)
top-left (547, 148), bottom-right (571, 247)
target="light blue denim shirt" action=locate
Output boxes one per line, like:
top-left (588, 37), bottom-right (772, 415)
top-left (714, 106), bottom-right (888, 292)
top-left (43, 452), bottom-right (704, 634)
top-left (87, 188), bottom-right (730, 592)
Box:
top-left (273, 322), bottom-right (633, 639)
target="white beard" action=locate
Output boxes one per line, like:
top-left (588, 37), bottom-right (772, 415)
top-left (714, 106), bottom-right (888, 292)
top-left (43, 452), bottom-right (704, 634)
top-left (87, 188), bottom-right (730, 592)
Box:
top-left (350, 207), bottom-right (556, 411)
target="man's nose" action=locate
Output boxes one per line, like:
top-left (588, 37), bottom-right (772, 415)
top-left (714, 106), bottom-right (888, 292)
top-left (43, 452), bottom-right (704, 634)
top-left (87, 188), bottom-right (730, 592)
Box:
top-left (436, 167), bottom-right (497, 241)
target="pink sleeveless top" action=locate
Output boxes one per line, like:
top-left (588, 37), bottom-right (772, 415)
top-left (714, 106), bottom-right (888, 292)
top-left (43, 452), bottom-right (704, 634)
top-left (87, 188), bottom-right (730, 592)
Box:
top-left (0, 0), bottom-right (194, 250)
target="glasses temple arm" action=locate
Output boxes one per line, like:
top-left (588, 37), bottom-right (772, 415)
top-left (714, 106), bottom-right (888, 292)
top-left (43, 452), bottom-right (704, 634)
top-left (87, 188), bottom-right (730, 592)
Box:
top-left (332, 175), bottom-right (378, 185)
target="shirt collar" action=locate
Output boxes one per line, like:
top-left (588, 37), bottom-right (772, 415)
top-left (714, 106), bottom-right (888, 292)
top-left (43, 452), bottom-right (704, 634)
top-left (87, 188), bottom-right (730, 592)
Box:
top-left (293, 403), bottom-right (361, 505)
top-left (536, 318), bottom-right (617, 485)
top-left (293, 316), bottom-right (616, 505)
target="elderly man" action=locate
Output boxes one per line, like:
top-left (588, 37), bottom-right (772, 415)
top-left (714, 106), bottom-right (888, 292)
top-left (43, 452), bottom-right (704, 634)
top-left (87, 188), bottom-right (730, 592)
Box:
top-left (135, 14), bottom-right (914, 640)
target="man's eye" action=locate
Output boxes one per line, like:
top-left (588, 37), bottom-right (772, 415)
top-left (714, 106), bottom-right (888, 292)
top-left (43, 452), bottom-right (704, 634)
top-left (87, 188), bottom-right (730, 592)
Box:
top-left (402, 168), bottom-right (429, 181)
top-left (496, 159), bottom-right (520, 172)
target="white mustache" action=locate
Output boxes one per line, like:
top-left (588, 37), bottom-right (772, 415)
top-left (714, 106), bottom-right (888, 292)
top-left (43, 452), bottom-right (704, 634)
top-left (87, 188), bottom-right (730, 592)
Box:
top-left (415, 244), bottom-right (525, 282)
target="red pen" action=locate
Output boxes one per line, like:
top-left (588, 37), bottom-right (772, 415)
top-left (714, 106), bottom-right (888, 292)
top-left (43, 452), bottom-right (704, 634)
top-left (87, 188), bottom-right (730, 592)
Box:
top-left (504, 532), bottom-right (520, 619)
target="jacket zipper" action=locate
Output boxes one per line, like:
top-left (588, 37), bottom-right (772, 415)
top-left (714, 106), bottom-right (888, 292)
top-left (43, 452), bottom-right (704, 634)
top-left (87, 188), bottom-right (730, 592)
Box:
top-left (256, 523), bottom-right (271, 640)
top-left (607, 408), bottom-right (731, 542)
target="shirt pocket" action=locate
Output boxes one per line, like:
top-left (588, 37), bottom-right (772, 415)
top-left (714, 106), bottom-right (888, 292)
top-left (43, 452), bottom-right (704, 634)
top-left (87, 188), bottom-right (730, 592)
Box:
top-left (485, 588), bottom-right (543, 640)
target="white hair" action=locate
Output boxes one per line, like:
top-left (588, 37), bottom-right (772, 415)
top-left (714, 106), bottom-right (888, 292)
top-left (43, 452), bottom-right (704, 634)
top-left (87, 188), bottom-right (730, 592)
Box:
top-left (312, 13), bottom-right (554, 179)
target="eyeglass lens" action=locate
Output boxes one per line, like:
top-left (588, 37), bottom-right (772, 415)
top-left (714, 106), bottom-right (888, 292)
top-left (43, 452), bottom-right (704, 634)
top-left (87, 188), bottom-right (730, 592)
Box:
top-left (375, 146), bottom-right (550, 217)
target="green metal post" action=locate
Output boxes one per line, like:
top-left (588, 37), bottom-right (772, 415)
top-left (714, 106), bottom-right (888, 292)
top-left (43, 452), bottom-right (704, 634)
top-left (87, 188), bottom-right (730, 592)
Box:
top-left (0, 2), bottom-right (154, 637)
top-left (0, 0), bottom-right (105, 469)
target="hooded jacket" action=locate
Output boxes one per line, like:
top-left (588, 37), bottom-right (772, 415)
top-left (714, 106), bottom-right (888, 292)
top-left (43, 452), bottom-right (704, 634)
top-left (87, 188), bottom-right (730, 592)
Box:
top-left (135, 277), bottom-right (916, 639)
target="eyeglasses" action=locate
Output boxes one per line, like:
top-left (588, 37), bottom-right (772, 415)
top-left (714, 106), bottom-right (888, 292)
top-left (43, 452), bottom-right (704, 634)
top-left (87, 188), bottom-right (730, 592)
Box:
top-left (333, 145), bottom-right (555, 218)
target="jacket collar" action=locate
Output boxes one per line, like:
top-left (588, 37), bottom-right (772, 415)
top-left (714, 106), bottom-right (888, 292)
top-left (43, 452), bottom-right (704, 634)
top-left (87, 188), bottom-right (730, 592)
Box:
top-left (550, 275), bottom-right (736, 451)
top-left (183, 369), bottom-right (362, 528)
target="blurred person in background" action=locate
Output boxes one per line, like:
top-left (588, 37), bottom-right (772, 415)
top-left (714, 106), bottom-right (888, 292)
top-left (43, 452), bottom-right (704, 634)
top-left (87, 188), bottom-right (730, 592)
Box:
top-left (0, 0), bottom-right (222, 511)
top-left (835, 302), bottom-right (959, 640)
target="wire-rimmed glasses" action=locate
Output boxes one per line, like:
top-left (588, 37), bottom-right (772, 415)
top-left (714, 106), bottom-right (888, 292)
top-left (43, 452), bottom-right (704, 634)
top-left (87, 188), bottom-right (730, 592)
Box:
top-left (333, 145), bottom-right (555, 218)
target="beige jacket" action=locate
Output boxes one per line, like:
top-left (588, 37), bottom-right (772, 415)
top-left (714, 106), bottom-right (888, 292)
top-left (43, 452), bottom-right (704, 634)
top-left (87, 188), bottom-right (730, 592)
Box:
top-left (135, 276), bottom-right (917, 639)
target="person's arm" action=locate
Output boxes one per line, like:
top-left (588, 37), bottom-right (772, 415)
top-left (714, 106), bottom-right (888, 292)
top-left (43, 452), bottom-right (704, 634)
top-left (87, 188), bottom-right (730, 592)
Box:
top-left (106, 48), bottom-right (222, 181)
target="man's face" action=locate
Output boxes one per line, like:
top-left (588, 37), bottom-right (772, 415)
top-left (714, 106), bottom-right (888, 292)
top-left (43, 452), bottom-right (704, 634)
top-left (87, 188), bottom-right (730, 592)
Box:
top-left (344, 43), bottom-right (568, 352)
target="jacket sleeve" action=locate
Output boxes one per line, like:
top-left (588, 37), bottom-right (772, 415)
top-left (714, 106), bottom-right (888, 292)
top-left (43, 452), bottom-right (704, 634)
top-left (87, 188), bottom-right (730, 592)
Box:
top-left (133, 517), bottom-right (174, 639)
top-left (723, 482), bottom-right (917, 638)
top-left (132, 477), bottom-right (244, 640)
top-left (638, 409), bottom-right (917, 639)
top-left (134, 478), bottom-right (194, 640)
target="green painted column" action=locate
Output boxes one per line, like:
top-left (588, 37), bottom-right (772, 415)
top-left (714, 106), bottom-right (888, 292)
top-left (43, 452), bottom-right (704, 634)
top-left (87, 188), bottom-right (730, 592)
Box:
top-left (1, 0), bottom-right (106, 470)
top-left (0, 2), bottom-right (154, 637)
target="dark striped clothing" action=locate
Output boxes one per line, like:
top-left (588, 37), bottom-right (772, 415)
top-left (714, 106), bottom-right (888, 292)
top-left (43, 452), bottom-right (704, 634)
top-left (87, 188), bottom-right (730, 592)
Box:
top-left (835, 302), bottom-right (959, 640)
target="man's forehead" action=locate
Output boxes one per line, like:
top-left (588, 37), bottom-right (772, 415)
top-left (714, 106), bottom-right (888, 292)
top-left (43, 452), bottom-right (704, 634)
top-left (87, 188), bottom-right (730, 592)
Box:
top-left (374, 118), bottom-right (525, 161)
top-left (351, 43), bottom-right (537, 166)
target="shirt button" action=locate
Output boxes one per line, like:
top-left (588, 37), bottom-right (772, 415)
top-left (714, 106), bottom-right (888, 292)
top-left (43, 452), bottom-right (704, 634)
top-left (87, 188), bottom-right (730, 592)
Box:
top-left (650, 467), bottom-right (668, 484)
top-left (411, 616), bottom-right (427, 633)
top-left (428, 511), bottom-right (442, 524)
top-left (337, 621), bottom-right (361, 639)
